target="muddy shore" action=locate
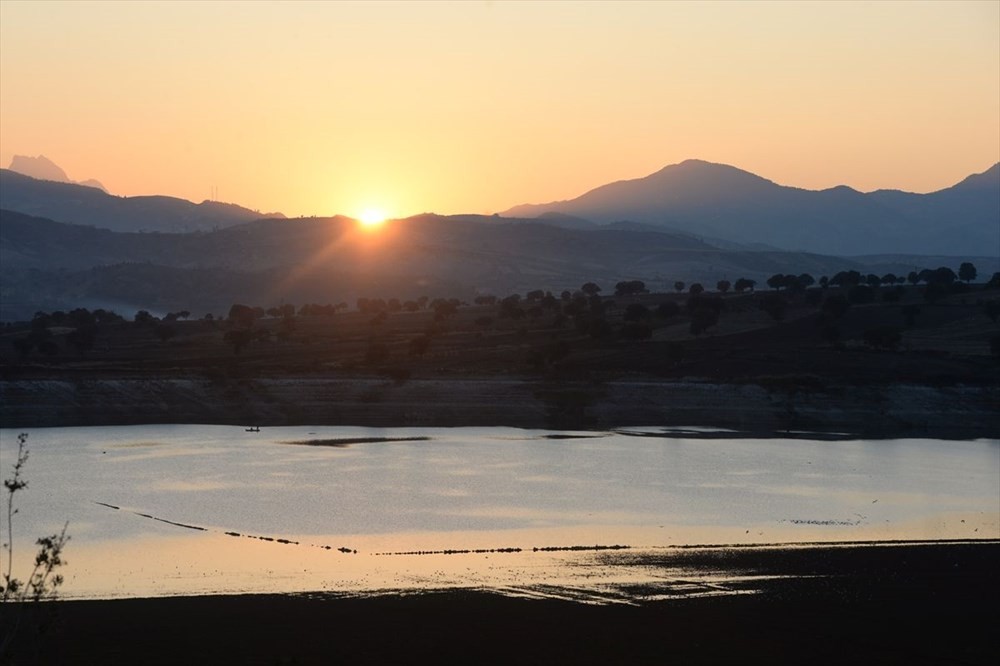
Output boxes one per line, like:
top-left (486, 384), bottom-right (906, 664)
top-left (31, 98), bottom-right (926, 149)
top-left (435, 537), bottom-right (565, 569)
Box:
top-left (2, 376), bottom-right (997, 439)
top-left (4, 541), bottom-right (998, 665)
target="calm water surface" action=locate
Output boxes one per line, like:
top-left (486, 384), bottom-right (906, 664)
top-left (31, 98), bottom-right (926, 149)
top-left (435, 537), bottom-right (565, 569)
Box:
top-left (1, 425), bottom-right (997, 601)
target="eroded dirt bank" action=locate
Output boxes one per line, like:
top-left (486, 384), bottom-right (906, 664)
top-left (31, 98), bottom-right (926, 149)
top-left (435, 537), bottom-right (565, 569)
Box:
top-left (2, 376), bottom-right (997, 439)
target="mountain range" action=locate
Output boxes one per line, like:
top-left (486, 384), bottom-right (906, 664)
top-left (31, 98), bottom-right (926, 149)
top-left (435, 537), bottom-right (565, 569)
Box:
top-left (1, 158), bottom-right (997, 320)
top-left (3, 158), bottom-right (996, 256)
top-left (0, 167), bottom-right (284, 233)
top-left (504, 159), bottom-right (1000, 257)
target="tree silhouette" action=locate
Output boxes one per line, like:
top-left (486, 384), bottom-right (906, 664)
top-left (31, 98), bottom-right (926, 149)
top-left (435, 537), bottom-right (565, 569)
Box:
top-left (228, 304), bottom-right (255, 328)
top-left (498, 294), bottom-right (524, 319)
top-left (674, 281), bottom-right (685, 293)
top-left (830, 270), bottom-right (861, 288)
top-left (581, 282), bottom-right (602, 296)
top-left (958, 262), bottom-right (977, 283)
top-left (615, 280), bottom-right (647, 297)
top-left (133, 310), bottom-right (155, 326)
top-left (716, 280), bottom-right (731, 294)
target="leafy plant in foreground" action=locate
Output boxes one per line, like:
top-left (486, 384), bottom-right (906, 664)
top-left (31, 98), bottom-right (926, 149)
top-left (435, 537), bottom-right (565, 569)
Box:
top-left (1, 433), bottom-right (70, 657)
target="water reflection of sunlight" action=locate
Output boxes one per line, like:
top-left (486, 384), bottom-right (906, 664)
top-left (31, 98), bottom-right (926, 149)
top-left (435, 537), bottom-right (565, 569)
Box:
top-left (4, 426), bottom-right (998, 602)
top-left (51, 513), bottom-right (1000, 601)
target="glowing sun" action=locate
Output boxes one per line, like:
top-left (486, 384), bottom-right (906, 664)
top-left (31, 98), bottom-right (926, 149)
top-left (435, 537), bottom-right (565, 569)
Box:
top-left (358, 208), bottom-right (387, 228)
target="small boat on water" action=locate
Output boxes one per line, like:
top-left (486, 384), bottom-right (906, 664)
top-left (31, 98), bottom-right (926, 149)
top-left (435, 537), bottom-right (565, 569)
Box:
top-left (245, 426), bottom-right (261, 432)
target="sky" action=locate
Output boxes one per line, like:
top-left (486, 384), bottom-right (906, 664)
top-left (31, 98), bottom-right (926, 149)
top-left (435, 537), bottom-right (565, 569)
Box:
top-left (1, 0), bottom-right (998, 219)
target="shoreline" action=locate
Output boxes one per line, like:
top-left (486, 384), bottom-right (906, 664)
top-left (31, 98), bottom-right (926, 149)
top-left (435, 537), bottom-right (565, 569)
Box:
top-left (5, 540), bottom-right (998, 665)
top-left (2, 376), bottom-right (998, 439)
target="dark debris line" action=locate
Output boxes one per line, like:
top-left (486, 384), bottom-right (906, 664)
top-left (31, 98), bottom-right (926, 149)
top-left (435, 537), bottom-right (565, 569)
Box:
top-left (92, 502), bottom-right (632, 558)
top-left (93, 501), bottom-right (357, 553)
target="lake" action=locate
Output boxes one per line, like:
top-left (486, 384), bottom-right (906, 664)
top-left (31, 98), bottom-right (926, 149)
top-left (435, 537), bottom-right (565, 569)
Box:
top-left (1, 425), bottom-right (997, 602)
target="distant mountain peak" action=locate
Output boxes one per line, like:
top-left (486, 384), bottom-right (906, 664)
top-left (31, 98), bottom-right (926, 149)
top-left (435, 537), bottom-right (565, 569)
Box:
top-left (8, 154), bottom-right (107, 192)
top-left (647, 158), bottom-right (777, 185)
top-left (77, 178), bottom-right (108, 193)
top-left (676, 158), bottom-right (736, 169)
top-left (9, 155), bottom-right (69, 183)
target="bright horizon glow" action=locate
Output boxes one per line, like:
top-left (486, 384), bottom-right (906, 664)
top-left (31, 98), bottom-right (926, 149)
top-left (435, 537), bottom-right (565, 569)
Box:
top-left (0, 1), bottom-right (997, 217)
top-left (358, 208), bottom-right (387, 228)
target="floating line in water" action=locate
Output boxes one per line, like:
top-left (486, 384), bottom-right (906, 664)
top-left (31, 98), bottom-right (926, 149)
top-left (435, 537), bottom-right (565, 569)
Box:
top-left (94, 501), bottom-right (354, 553)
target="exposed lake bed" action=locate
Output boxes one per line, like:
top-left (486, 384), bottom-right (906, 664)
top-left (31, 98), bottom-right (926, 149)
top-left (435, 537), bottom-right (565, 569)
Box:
top-left (10, 541), bottom-right (1000, 665)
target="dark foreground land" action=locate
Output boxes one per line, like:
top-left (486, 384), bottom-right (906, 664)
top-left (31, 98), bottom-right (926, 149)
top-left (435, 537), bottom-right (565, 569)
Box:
top-left (4, 541), bottom-right (998, 665)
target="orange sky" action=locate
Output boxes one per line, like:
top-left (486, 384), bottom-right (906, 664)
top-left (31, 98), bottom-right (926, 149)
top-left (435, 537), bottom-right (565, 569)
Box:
top-left (1, 0), bottom-right (997, 219)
